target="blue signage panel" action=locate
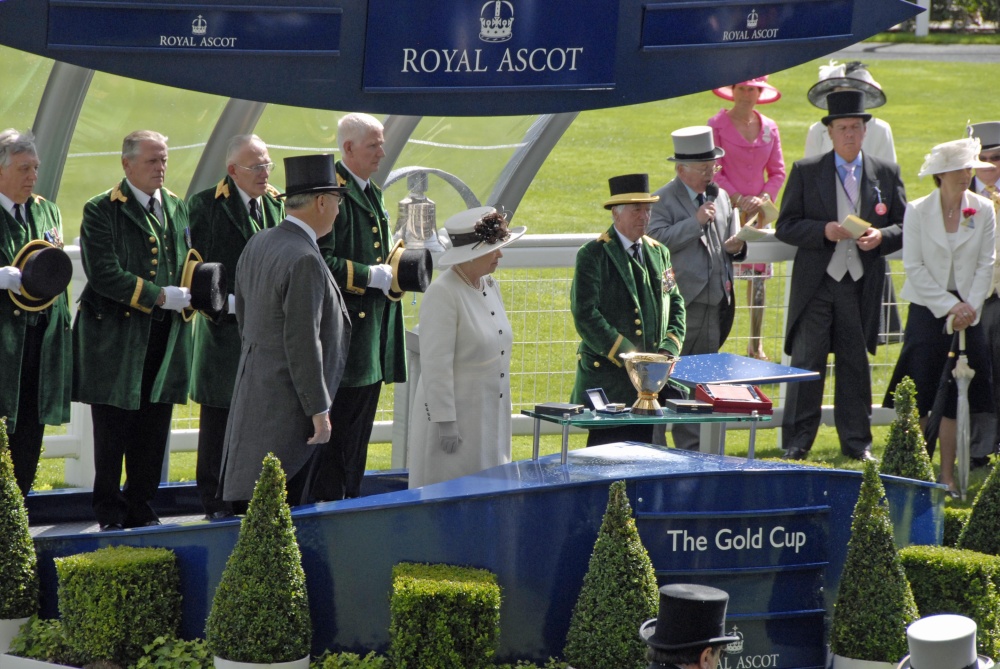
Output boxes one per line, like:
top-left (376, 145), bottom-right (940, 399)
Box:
top-left (48, 2), bottom-right (341, 53)
top-left (363, 0), bottom-right (618, 91)
top-left (642, 0), bottom-right (853, 50)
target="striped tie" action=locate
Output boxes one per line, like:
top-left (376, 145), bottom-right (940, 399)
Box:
top-left (844, 165), bottom-right (858, 207)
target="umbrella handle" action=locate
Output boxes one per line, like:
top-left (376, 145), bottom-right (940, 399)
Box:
top-left (959, 328), bottom-right (966, 354)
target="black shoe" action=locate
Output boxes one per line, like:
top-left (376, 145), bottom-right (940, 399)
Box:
top-left (205, 511), bottom-right (234, 520)
top-left (99, 523), bottom-right (124, 532)
top-left (971, 456), bottom-right (991, 470)
top-left (782, 448), bottom-right (808, 460)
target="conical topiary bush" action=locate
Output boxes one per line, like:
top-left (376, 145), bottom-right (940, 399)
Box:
top-left (829, 460), bottom-right (919, 664)
top-left (956, 460), bottom-right (1000, 555)
top-left (0, 416), bottom-right (39, 624)
top-left (880, 377), bottom-right (935, 483)
top-left (205, 453), bottom-right (311, 665)
top-left (564, 480), bottom-right (658, 669)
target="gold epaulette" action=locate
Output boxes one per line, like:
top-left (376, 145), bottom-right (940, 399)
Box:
top-left (31, 193), bottom-right (46, 203)
top-left (337, 173), bottom-right (348, 187)
top-left (215, 179), bottom-right (231, 199)
top-left (163, 187), bottom-right (179, 199)
top-left (265, 184), bottom-right (280, 198)
top-left (110, 184), bottom-right (128, 203)
top-left (596, 232), bottom-right (612, 244)
top-left (642, 235), bottom-right (661, 247)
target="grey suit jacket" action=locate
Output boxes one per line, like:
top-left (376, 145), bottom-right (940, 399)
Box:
top-left (220, 220), bottom-right (351, 501)
top-left (647, 177), bottom-right (745, 304)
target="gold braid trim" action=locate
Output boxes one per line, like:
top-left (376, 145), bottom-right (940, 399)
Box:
top-left (129, 279), bottom-right (153, 314)
top-left (345, 260), bottom-right (365, 295)
top-left (607, 334), bottom-right (624, 367)
top-left (665, 332), bottom-right (682, 351)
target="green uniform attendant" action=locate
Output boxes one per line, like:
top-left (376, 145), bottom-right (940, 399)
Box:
top-left (0, 195), bottom-right (72, 494)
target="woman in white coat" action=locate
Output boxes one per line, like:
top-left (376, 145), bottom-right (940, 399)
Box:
top-left (884, 137), bottom-right (996, 496)
top-left (407, 207), bottom-right (525, 488)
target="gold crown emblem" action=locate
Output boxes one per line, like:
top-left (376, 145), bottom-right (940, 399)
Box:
top-left (725, 627), bottom-right (745, 654)
top-left (746, 9), bottom-right (759, 28)
top-left (479, 1), bottom-right (514, 43)
top-left (192, 15), bottom-right (208, 36)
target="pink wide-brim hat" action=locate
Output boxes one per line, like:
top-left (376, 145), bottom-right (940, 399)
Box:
top-left (712, 76), bottom-right (781, 104)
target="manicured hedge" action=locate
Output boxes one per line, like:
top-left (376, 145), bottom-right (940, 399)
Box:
top-left (0, 417), bottom-right (38, 619)
top-left (943, 507), bottom-right (972, 548)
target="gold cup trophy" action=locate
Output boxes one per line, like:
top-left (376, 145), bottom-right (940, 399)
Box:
top-left (619, 352), bottom-right (679, 416)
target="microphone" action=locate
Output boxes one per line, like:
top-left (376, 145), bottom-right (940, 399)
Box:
top-left (705, 182), bottom-right (719, 204)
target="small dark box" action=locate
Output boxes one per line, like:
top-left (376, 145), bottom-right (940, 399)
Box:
top-left (665, 399), bottom-right (714, 414)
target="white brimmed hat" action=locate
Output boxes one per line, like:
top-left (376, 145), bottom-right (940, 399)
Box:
top-left (897, 615), bottom-right (994, 669)
top-left (668, 126), bottom-right (725, 163)
top-left (808, 60), bottom-right (886, 110)
top-left (918, 137), bottom-right (995, 178)
top-left (436, 206), bottom-right (526, 267)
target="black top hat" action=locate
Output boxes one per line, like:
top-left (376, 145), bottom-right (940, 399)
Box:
top-left (822, 90), bottom-right (872, 126)
top-left (10, 239), bottom-right (72, 312)
top-left (603, 174), bottom-right (660, 210)
top-left (280, 155), bottom-right (350, 198)
top-left (639, 584), bottom-right (740, 651)
top-left (180, 248), bottom-right (228, 322)
top-left (385, 240), bottom-right (433, 302)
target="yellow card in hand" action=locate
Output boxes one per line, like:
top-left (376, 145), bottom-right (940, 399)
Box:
top-left (842, 214), bottom-right (871, 239)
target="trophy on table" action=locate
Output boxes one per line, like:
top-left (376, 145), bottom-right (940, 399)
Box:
top-left (620, 352), bottom-right (679, 416)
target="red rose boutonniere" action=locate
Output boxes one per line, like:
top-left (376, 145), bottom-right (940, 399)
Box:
top-left (962, 208), bottom-right (977, 229)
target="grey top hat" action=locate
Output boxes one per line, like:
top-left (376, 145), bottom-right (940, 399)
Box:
top-left (969, 121), bottom-right (1000, 150)
top-left (668, 126), bottom-right (725, 163)
top-left (279, 154), bottom-right (350, 198)
top-left (897, 615), bottom-right (994, 669)
top-left (639, 584), bottom-right (739, 651)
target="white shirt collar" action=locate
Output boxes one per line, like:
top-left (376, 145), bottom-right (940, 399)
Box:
top-left (0, 191), bottom-right (25, 219)
top-left (126, 179), bottom-right (161, 211)
top-left (341, 163), bottom-right (369, 191)
top-left (234, 183), bottom-right (257, 213)
top-left (614, 227), bottom-right (641, 252)
top-left (284, 215), bottom-right (318, 248)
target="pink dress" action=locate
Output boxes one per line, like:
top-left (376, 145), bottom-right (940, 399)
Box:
top-left (707, 108), bottom-right (786, 276)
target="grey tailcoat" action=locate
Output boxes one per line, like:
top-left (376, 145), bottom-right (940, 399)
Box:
top-left (647, 177), bottom-right (745, 306)
top-left (220, 220), bottom-right (351, 501)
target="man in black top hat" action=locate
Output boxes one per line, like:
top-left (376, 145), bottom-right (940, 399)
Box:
top-left (570, 173), bottom-right (686, 446)
top-left (219, 154), bottom-right (351, 506)
top-left (640, 583), bottom-right (739, 669)
top-left (775, 90), bottom-right (905, 462)
top-left (0, 128), bottom-right (72, 496)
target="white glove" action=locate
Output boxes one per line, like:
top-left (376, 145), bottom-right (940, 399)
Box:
top-left (438, 421), bottom-right (462, 454)
top-left (368, 264), bottom-right (394, 295)
top-left (227, 293), bottom-right (236, 315)
top-left (161, 286), bottom-right (191, 312)
top-left (0, 266), bottom-right (21, 294)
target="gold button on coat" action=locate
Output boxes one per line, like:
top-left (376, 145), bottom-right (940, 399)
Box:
top-left (593, 361), bottom-right (600, 368)
top-left (635, 330), bottom-right (642, 336)
top-left (359, 312), bottom-right (366, 319)
top-left (151, 259), bottom-right (158, 266)
top-left (151, 248), bottom-right (158, 255)
top-left (374, 241), bottom-right (380, 248)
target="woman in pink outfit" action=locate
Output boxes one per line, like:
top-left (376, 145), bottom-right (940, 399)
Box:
top-left (707, 76), bottom-right (786, 360)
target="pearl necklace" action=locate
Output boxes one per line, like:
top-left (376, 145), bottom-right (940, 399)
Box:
top-left (452, 266), bottom-right (483, 291)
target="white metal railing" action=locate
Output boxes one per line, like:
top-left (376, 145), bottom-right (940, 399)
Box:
top-left (48, 235), bottom-right (904, 484)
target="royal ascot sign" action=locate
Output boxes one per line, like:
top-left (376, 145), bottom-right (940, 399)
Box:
top-left (642, 0), bottom-right (853, 49)
top-left (363, 0), bottom-right (617, 91)
top-left (47, 3), bottom-right (342, 52)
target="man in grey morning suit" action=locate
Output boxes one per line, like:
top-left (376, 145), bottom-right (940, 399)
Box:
top-left (648, 126), bottom-right (745, 450)
top-left (775, 90), bottom-right (905, 461)
top-left (219, 154), bottom-right (351, 505)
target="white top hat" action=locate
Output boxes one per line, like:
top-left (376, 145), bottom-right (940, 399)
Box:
top-left (668, 126), bottom-right (725, 163)
top-left (808, 60), bottom-right (887, 110)
top-left (969, 121), bottom-right (1000, 150)
top-left (897, 615), bottom-right (994, 669)
top-left (918, 137), bottom-right (995, 178)
top-left (436, 206), bottom-right (526, 267)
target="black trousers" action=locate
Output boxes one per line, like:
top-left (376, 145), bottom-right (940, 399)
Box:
top-left (310, 382), bottom-right (381, 500)
top-left (196, 404), bottom-right (232, 515)
top-left (9, 321), bottom-right (46, 496)
top-left (782, 274), bottom-right (872, 457)
top-left (91, 317), bottom-right (173, 527)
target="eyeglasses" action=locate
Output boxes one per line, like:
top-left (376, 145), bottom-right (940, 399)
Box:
top-left (320, 192), bottom-right (344, 203)
top-left (683, 164), bottom-right (722, 175)
top-left (980, 153), bottom-right (1000, 163)
top-left (235, 162), bottom-right (275, 174)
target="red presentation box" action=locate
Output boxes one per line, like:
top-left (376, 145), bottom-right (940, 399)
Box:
top-left (694, 383), bottom-right (773, 415)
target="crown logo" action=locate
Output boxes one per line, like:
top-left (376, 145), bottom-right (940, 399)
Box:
top-left (725, 626), bottom-right (745, 654)
top-left (746, 9), bottom-right (759, 29)
top-left (192, 15), bottom-right (208, 36)
top-left (479, 1), bottom-right (514, 43)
